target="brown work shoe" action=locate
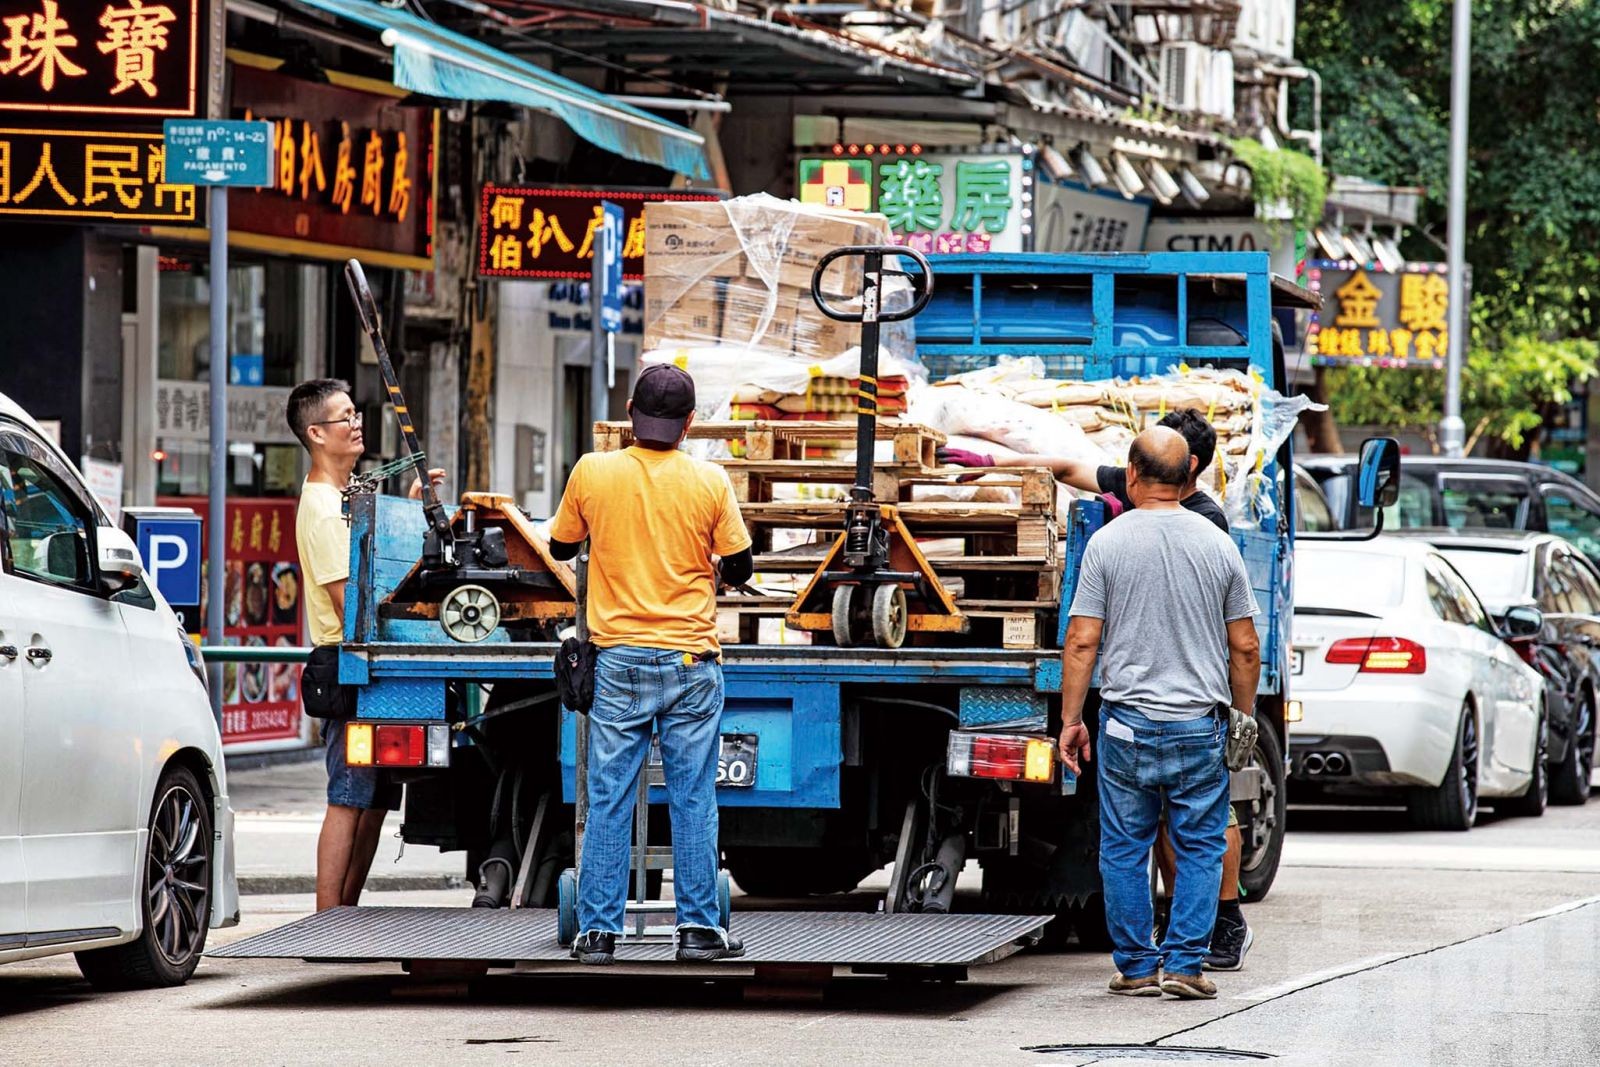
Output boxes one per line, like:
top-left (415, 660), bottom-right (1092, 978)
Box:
top-left (1108, 971), bottom-right (1163, 997)
top-left (1160, 972), bottom-right (1218, 1000)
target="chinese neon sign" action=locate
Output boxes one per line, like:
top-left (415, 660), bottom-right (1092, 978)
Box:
top-left (796, 146), bottom-right (1031, 255)
top-left (1307, 261), bottom-right (1452, 368)
top-left (477, 185), bottom-right (722, 281)
top-left (0, 125), bottom-right (193, 220)
top-left (227, 64), bottom-right (433, 267)
top-left (0, 0), bottom-right (197, 116)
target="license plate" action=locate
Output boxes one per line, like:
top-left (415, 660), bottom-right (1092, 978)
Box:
top-left (1291, 650), bottom-right (1304, 675)
top-left (647, 734), bottom-right (758, 789)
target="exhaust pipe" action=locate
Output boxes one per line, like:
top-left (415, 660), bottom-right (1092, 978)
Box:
top-left (1323, 752), bottom-right (1348, 775)
top-left (1303, 753), bottom-right (1327, 775)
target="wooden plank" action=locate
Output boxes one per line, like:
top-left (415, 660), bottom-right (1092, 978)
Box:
top-left (740, 501), bottom-right (1054, 524)
top-left (749, 553), bottom-right (1054, 573)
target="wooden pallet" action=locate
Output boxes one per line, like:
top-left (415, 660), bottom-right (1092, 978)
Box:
top-left (594, 419), bottom-right (946, 466)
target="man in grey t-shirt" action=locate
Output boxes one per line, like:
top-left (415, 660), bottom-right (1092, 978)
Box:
top-left (1057, 426), bottom-right (1261, 1000)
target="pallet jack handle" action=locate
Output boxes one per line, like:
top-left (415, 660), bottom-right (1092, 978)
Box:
top-left (343, 258), bottom-right (453, 560)
top-left (810, 245), bottom-right (933, 503)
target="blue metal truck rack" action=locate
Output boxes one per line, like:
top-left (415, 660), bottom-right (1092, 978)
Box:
top-left (213, 250), bottom-right (1313, 974)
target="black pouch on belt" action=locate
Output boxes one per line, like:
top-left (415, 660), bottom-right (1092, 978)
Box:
top-left (555, 637), bottom-right (599, 714)
top-left (301, 645), bottom-right (355, 720)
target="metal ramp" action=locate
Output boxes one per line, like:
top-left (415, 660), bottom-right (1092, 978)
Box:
top-left (209, 907), bottom-right (1047, 973)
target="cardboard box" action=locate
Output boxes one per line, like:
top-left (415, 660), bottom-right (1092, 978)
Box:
top-left (643, 287), bottom-right (720, 350)
top-left (720, 279), bottom-right (797, 352)
top-left (644, 201), bottom-right (743, 278)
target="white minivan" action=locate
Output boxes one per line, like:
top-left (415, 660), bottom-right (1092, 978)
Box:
top-left (1, 391), bottom-right (238, 987)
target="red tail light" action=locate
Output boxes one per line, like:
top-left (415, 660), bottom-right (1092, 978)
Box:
top-left (374, 724), bottom-right (426, 767)
top-left (1325, 636), bottom-right (1427, 674)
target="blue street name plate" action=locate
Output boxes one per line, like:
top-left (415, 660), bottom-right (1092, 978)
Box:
top-left (162, 120), bottom-right (273, 187)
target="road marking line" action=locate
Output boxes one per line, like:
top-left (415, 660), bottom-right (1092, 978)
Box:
top-left (1232, 953), bottom-right (1406, 1001)
top-left (1520, 893), bottom-right (1600, 921)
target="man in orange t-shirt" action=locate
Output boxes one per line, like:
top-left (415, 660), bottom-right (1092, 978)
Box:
top-left (547, 364), bottom-right (752, 966)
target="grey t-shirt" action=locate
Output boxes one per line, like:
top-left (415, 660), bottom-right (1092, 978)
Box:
top-left (1069, 507), bottom-right (1259, 720)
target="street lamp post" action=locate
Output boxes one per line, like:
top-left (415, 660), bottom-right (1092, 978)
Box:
top-left (1440, 0), bottom-right (1472, 457)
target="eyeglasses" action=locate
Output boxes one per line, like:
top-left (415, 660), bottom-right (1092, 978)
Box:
top-left (313, 412), bottom-right (363, 431)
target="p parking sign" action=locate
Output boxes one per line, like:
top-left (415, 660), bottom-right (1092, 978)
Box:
top-left (125, 508), bottom-right (203, 628)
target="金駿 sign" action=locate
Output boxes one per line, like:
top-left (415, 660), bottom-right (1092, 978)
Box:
top-left (1308, 261), bottom-right (1452, 368)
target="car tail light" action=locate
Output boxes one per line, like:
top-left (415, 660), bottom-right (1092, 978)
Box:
top-left (1325, 636), bottom-right (1426, 674)
top-left (947, 732), bottom-right (1055, 783)
top-left (346, 722), bottom-right (451, 768)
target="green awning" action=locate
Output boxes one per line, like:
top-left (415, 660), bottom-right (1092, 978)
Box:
top-left (292, 0), bottom-right (711, 179)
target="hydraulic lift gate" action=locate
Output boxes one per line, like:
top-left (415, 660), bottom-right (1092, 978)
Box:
top-left (210, 909), bottom-right (1048, 970)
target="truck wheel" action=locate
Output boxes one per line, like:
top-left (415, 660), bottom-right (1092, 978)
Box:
top-left (1550, 692), bottom-right (1594, 805)
top-left (1407, 704), bottom-right (1479, 831)
top-left (1237, 718), bottom-right (1286, 903)
top-left (1066, 893), bottom-right (1113, 952)
top-left (76, 765), bottom-right (212, 989)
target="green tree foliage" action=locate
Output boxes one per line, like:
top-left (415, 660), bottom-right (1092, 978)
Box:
top-left (1299, 1), bottom-right (1600, 451)
top-left (1327, 336), bottom-right (1597, 455)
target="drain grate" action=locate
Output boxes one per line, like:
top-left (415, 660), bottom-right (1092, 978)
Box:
top-left (1024, 1046), bottom-right (1273, 1061)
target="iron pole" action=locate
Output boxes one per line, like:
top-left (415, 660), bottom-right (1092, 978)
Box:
top-left (1440, 0), bottom-right (1472, 456)
top-left (206, 185), bottom-right (229, 726)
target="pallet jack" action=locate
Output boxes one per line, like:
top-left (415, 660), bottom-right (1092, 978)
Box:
top-left (343, 259), bottom-right (575, 641)
top-left (784, 246), bottom-right (966, 649)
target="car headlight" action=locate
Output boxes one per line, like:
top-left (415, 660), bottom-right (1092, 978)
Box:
top-left (179, 627), bottom-right (208, 692)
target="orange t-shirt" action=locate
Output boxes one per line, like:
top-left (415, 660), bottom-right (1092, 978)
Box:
top-left (549, 447), bottom-right (752, 655)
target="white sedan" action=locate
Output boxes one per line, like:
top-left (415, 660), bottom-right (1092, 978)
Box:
top-left (1, 392), bottom-right (238, 986)
top-left (1290, 537), bottom-right (1548, 830)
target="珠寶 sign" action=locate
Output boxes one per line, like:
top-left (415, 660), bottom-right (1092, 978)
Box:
top-left (0, 0), bottom-right (199, 116)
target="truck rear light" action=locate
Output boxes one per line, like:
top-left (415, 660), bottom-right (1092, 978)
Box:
top-left (346, 723), bottom-right (374, 766)
top-left (345, 722), bottom-right (450, 768)
top-left (375, 725), bottom-right (426, 767)
top-left (1325, 636), bottom-right (1426, 674)
top-left (947, 732), bottom-right (1055, 783)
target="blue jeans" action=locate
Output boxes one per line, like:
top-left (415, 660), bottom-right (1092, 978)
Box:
top-left (1097, 700), bottom-right (1229, 978)
top-left (578, 645), bottom-right (725, 936)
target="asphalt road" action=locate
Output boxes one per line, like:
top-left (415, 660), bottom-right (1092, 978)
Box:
top-left (4, 796), bottom-right (1599, 1066)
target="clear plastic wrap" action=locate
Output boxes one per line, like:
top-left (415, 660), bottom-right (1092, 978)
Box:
top-left (643, 193), bottom-right (914, 365)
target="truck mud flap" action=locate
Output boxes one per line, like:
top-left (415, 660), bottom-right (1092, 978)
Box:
top-left (209, 908), bottom-right (1047, 968)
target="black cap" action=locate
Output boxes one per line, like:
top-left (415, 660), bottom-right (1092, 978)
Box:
top-left (630, 363), bottom-right (696, 442)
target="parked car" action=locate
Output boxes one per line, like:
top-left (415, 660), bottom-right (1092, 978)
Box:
top-left (0, 391), bottom-right (238, 987)
top-left (1300, 455), bottom-right (1600, 565)
top-left (1395, 530), bottom-right (1598, 805)
top-left (1294, 464), bottom-right (1338, 533)
top-left (1290, 537), bottom-right (1549, 830)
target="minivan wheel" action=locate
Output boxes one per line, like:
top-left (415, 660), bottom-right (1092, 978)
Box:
top-left (1407, 705), bottom-right (1479, 832)
top-left (76, 765), bottom-right (212, 989)
top-left (1550, 692), bottom-right (1594, 806)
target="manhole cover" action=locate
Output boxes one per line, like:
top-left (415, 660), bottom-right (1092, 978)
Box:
top-left (1024, 1046), bottom-right (1272, 1061)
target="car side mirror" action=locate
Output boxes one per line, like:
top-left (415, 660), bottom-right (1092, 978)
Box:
top-left (97, 525), bottom-right (144, 593)
top-left (1357, 436), bottom-right (1402, 509)
top-left (1500, 604), bottom-right (1544, 640)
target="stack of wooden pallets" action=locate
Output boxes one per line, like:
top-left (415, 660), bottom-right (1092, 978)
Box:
top-left (592, 420), bottom-right (1061, 649)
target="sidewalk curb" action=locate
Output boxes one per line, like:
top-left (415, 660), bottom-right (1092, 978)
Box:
top-left (239, 874), bottom-right (469, 896)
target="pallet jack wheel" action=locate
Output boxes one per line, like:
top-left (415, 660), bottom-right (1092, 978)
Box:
top-left (556, 867), bottom-right (578, 947)
top-left (717, 870), bottom-right (733, 931)
top-left (441, 583), bottom-right (501, 643)
top-left (870, 583), bottom-right (908, 649)
top-left (831, 585), bottom-right (858, 647)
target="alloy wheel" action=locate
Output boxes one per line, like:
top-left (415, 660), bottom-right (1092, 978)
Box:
top-left (147, 783), bottom-right (210, 967)
top-left (1460, 713), bottom-right (1480, 816)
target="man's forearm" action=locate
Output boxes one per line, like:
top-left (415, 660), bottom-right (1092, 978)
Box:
top-left (1228, 652), bottom-right (1260, 715)
top-left (996, 455), bottom-right (1098, 493)
top-left (1059, 642), bottom-right (1098, 724)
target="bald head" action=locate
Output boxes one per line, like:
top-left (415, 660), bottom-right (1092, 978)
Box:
top-left (1128, 426), bottom-right (1191, 489)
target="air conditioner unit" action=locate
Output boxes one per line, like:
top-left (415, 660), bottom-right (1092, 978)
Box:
top-left (1235, 0), bottom-right (1296, 60)
top-left (1202, 49), bottom-right (1235, 120)
top-left (1160, 42), bottom-right (1210, 113)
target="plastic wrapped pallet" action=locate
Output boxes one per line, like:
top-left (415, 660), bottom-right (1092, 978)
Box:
top-left (643, 193), bottom-right (901, 361)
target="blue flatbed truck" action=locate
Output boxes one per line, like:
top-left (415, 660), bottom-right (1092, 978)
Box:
top-left (212, 251), bottom-right (1316, 973)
